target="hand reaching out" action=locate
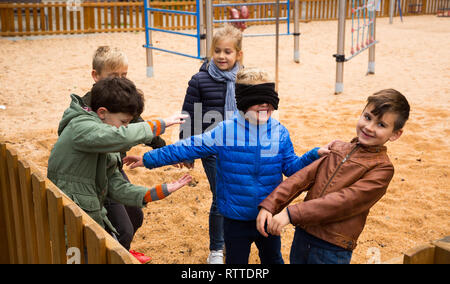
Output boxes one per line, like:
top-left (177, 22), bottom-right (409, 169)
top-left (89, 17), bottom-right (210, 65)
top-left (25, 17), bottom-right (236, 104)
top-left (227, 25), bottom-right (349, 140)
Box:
top-left (164, 114), bottom-right (189, 127)
top-left (317, 140), bottom-right (341, 157)
top-left (122, 155), bottom-right (144, 169)
top-left (167, 174), bottom-right (193, 194)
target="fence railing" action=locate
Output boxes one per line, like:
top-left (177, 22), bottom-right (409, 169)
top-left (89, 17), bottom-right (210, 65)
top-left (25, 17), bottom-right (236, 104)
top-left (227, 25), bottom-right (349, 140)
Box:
top-left (0, 143), bottom-right (140, 264)
top-left (0, 0), bottom-right (446, 37)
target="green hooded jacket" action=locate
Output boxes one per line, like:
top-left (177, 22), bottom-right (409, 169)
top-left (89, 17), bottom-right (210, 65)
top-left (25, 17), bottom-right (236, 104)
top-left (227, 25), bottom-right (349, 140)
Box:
top-left (47, 94), bottom-right (166, 233)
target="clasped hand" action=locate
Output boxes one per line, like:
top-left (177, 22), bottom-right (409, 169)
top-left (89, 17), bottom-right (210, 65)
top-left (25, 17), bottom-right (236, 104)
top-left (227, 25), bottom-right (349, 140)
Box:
top-left (256, 208), bottom-right (290, 237)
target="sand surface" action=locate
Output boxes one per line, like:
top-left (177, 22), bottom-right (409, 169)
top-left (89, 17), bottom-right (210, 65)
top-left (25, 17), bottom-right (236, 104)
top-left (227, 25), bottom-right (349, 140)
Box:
top-left (0, 15), bottom-right (449, 264)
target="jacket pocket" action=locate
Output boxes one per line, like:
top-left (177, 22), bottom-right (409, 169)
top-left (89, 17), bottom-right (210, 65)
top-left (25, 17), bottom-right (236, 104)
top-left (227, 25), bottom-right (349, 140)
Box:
top-left (70, 193), bottom-right (102, 213)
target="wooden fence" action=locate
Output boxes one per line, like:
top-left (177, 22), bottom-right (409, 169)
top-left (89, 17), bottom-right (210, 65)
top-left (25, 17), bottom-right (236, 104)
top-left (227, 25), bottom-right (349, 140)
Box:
top-left (385, 237), bottom-right (450, 264)
top-left (0, 143), bottom-right (140, 264)
top-left (0, 0), bottom-right (447, 37)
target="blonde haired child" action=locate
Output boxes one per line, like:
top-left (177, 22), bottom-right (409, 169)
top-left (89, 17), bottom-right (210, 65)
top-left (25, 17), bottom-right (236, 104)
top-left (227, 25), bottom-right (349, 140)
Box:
top-left (91, 46), bottom-right (128, 81)
top-left (124, 68), bottom-right (332, 264)
top-left (178, 24), bottom-right (243, 263)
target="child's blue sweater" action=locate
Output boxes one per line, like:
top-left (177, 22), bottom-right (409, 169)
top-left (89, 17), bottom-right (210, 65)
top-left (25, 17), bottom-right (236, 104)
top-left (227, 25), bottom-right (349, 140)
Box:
top-left (143, 113), bottom-right (319, 221)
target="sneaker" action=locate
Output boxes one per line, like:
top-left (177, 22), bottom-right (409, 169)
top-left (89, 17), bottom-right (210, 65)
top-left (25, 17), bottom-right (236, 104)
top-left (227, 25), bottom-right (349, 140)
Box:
top-left (206, 250), bottom-right (224, 264)
top-left (129, 250), bottom-right (152, 264)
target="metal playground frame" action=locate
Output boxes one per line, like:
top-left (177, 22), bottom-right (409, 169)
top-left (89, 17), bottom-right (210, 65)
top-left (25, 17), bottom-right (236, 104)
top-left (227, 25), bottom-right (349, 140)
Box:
top-left (143, 0), bottom-right (303, 88)
top-left (334, 0), bottom-right (378, 94)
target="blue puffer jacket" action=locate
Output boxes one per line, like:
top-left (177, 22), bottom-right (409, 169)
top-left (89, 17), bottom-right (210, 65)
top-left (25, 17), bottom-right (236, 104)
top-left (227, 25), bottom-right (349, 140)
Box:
top-left (180, 61), bottom-right (227, 139)
top-left (143, 113), bottom-right (320, 221)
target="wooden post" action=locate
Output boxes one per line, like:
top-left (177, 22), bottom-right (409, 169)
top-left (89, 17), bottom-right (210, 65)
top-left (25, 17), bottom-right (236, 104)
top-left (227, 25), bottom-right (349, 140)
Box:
top-left (433, 239), bottom-right (450, 264)
top-left (17, 160), bottom-right (39, 264)
top-left (47, 185), bottom-right (67, 264)
top-left (6, 147), bottom-right (27, 263)
top-left (64, 203), bottom-right (85, 264)
top-left (85, 222), bottom-right (107, 264)
top-left (0, 144), bottom-right (13, 263)
top-left (403, 244), bottom-right (435, 264)
top-left (31, 173), bottom-right (52, 264)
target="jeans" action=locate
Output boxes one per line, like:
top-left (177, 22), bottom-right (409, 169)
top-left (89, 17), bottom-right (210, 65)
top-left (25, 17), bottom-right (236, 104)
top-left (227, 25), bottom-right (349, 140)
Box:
top-left (223, 217), bottom-right (284, 264)
top-left (290, 227), bottom-right (352, 264)
top-left (201, 156), bottom-right (224, 251)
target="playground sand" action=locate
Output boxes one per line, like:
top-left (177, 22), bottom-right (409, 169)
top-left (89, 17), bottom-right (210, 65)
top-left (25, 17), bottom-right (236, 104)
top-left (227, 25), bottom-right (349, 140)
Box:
top-left (0, 15), bottom-right (449, 264)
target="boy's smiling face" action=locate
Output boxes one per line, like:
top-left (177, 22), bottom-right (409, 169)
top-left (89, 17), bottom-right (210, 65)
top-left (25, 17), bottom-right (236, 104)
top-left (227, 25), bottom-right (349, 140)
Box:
top-left (356, 104), bottom-right (403, 147)
top-left (245, 103), bottom-right (274, 125)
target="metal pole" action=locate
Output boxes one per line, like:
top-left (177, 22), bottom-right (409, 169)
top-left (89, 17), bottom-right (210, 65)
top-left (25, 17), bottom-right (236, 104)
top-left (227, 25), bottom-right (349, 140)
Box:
top-left (144, 0), bottom-right (154, 77)
top-left (275, 0), bottom-right (280, 91)
top-left (205, 0), bottom-right (213, 61)
top-left (389, 0), bottom-right (394, 24)
top-left (367, 13), bottom-right (376, 74)
top-left (335, 0), bottom-right (347, 94)
top-left (198, 0), bottom-right (206, 59)
top-left (293, 0), bottom-right (300, 63)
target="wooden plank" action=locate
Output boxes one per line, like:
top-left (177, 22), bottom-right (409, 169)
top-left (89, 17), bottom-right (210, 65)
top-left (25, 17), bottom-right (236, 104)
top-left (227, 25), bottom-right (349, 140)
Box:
top-left (64, 203), bottom-right (85, 264)
top-left (40, 5), bottom-right (46, 32)
top-left (433, 239), bottom-right (450, 264)
top-left (48, 5), bottom-right (53, 32)
top-left (0, 144), bottom-right (13, 263)
top-left (55, 5), bottom-right (60, 32)
top-left (18, 7), bottom-right (23, 33)
top-left (33, 7), bottom-right (38, 32)
top-left (6, 146), bottom-right (27, 263)
top-left (403, 243), bottom-right (435, 264)
top-left (97, 5), bottom-right (102, 31)
top-left (47, 185), bottom-right (67, 264)
top-left (31, 173), bottom-right (52, 264)
top-left (84, 222), bottom-right (106, 264)
top-left (62, 6), bottom-right (67, 32)
top-left (17, 159), bottom-right (39, 264)
top-left (25, 7), bottom-right (31, 33)
top-left (108, 244), bottom-right (136, 264)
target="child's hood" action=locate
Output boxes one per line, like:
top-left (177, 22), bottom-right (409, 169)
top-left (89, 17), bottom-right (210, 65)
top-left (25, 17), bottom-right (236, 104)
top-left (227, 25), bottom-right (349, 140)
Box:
top-left (57, 94), bottom-right (97, 136)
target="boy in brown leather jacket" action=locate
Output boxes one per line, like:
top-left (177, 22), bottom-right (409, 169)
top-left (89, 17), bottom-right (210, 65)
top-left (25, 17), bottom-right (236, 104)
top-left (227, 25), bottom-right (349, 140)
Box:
top-left (256, 89), bottom-right (410, 264)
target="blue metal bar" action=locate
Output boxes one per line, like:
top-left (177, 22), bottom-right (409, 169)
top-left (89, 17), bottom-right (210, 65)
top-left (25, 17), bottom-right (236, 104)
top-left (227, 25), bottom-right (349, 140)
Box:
top-left (143, 0), bottom-right (203, 60)
top-left (146, 7), bottom-right (197, 16)
top-left (287, 0), bottom-right (290, 35)
top-left (147, 27), bottom-right (198, 38)
top-left (196, 0), bottom-right (201, 59)
top-left (144, 0), bottom-right (150, 50)
top-left (214, 17), bottom-right (288, 23)
top-left (144, 44), bottom-right (204, 60)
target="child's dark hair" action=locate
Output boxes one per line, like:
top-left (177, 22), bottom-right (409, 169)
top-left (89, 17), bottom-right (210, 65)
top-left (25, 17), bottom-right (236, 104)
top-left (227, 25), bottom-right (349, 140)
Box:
top-left (366, 89), bottom-right (410, 131)
top-left (91, 77), bottom-right (144, 119)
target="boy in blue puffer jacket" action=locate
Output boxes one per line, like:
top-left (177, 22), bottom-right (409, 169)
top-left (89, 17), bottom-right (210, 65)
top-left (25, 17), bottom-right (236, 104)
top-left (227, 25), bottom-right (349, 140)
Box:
top-left (124, 68), bottom-right (331, 264)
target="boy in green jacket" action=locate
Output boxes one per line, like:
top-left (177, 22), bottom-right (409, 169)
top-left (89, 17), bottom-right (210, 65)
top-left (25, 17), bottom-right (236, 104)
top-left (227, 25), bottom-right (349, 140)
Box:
top-left (47, 77), bottom-right (191, 247)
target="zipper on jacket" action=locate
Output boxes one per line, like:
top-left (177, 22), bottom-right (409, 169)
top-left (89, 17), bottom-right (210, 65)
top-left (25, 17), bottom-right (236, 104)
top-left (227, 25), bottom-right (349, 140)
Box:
top-left (319, 144), bottom-right (360, 197)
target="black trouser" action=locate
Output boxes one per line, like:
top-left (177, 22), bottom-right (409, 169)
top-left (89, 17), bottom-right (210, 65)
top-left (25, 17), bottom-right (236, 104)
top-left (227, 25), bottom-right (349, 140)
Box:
top-left (223, 217), bottom-right (284, 264)
top-left (104, 169), bottom-right (144, 250)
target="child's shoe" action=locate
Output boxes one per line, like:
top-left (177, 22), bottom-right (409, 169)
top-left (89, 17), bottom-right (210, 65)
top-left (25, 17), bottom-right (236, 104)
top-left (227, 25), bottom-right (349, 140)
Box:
top-left (206, 250), bottom-right (224, 264)
top-left (129, 250), bottom-right (152, 264)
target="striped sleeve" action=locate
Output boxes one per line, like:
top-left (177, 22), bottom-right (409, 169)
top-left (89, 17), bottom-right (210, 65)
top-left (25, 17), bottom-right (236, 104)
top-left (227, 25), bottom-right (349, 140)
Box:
top-left (143, 184), bottom-right (170, 204)
top-left (147, 119), bottom-right (166, 136)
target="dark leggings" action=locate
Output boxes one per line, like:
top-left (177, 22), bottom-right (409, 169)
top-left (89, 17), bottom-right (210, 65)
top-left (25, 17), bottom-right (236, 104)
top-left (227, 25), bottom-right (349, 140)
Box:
top-left (104, 169), bottom-right (144, 250)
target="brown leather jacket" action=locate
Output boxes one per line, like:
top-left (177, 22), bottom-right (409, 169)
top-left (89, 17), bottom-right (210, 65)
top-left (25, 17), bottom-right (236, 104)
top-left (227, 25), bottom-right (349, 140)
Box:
top-left (259, 138), bottom-right (394, 250)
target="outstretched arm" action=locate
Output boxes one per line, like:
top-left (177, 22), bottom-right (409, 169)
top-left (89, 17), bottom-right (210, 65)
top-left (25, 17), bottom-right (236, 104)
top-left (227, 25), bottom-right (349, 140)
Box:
top-left (125, 125), bottom-right (222, 170)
